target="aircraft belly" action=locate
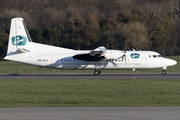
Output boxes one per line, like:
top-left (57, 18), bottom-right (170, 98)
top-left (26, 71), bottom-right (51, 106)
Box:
top-left (55, 61), bottom-right (94, 69)
top-left (57, 61), bottom-right (142, 70)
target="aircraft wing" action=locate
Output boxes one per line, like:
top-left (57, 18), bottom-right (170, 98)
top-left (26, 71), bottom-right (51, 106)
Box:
top-left (73, 46), bottom-right (107, 61)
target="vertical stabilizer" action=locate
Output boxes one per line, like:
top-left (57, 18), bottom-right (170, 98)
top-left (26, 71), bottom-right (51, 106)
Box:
top-left (6, 17), bottom-right (34, 54)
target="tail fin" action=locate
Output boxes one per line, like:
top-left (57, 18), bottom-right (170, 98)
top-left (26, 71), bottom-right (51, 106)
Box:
top-left (6, 17), bottom-right (34, 54)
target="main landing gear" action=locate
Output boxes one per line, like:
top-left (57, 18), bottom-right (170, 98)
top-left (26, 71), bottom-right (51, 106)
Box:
top-left (162, 70), bottom-right (166, 75)
top-left (94, 69), bottom-right (101, 76)
top-left (93, 61), bottom-right (104, 76)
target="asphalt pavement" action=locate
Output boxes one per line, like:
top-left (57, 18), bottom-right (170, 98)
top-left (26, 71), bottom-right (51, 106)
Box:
top-left (0, 107), bottom-right (180, 120)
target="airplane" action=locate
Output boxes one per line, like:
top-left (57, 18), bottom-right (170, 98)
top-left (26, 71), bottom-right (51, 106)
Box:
top-left (4, 17), bottom-right (177, 75)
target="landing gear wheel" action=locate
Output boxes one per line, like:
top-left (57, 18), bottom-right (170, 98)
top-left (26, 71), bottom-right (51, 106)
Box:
top-left (162, 70), bottom-right (166, 75)
top-left (94, 69), bottom-right (101, 76)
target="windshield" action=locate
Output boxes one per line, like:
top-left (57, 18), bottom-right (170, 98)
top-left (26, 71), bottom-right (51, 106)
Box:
top-left (153, 55), bottom-right (162, 58)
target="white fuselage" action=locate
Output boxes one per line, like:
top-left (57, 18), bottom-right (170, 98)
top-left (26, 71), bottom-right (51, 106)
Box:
top-left (5, 42), bottom-right (177, 70)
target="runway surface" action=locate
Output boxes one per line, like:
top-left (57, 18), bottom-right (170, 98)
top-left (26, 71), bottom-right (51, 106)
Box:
top-left (0, 107), bottom-right (180, 120)
top-left (0, 73), bottom-right (180, 79)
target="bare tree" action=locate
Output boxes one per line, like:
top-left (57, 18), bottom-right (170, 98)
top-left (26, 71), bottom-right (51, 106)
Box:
top-left (38, 8), bottom-right (61, 27)
top-left (120, 22), bottom-right (150, 50)
top-left (0, 10), bottom-right (34, 29)
top-left (142, 2), bottom-right (162, 16)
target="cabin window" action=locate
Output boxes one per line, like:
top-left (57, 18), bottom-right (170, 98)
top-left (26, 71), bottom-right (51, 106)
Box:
top-left (149, 55), bottom-right (151, 58)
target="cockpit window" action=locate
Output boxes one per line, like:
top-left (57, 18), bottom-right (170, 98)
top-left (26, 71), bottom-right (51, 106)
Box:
top-left (153, 55), bottom-right (162, 58)
top-left (153, 55), bottom-right (156, 58)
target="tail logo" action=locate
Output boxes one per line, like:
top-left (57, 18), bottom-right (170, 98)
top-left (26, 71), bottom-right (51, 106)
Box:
top-left (12, 36), bottom-right (27, 46)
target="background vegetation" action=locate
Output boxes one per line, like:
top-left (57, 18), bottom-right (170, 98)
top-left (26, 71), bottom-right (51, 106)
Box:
top-left (1, 0), bottom-right (180, 60)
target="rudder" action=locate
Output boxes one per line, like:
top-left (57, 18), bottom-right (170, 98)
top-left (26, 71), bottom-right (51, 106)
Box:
top-left (6, 17), bottom-right (34, 54)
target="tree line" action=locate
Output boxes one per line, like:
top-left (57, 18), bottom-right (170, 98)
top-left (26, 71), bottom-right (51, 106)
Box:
top-left (0, 0), bottom-right (180, 60)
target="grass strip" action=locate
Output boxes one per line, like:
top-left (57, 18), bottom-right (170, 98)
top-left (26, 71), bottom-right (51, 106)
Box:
top-left (0, 79), bottom-right (180, 107)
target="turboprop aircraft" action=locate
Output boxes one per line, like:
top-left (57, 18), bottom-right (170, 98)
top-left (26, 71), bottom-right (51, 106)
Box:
top-left (4, 17), bottom-right (177, 75)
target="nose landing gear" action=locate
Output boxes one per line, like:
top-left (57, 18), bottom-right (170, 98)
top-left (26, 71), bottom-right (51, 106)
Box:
top-left (162, 70), bottom-right (166, 75)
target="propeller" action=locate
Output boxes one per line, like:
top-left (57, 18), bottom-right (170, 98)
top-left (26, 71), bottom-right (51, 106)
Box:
top-left (114, 42), bottom-right (127, 65)
top-left (125, 42), bottom-right (127, 63)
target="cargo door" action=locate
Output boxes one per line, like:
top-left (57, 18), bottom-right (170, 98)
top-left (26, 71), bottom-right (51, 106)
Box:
top-left (51, 57), bottom-right (58, 67)
top-left (141, 58), bottom-right (147, 68)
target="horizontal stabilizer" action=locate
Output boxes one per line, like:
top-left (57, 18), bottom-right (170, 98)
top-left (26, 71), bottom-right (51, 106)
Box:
top-left (16, 48), bottom-right (30, 53)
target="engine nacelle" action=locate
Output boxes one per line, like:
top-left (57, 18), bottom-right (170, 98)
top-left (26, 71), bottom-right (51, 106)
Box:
top-left (104, 50), bottom-right (125, 60)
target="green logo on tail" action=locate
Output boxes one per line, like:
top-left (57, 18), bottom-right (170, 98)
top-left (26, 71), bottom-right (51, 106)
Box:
top-left (12, 36), bottom-right (27, 46)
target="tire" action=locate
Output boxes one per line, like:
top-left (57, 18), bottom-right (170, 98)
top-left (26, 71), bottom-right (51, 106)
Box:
top-left (162, 70), bottom-right (166, 75)
top-left (94, 70), bottom-right (101, 76)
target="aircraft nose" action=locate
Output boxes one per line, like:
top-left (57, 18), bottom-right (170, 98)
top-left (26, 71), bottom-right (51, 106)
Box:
top-left (172, 59), bottom-right (177, 66)
top-left (164, 58), bottom-right (177, 66)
